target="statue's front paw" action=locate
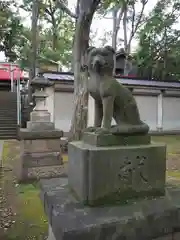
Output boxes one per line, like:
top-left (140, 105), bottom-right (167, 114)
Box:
top-left (95, 127), bottom-right (110, 135)
top-left (84, 127), bottom-right (96, 133)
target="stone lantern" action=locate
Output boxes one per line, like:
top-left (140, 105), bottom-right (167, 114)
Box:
top-left (17, 74), bottom-right (64, 183)
top-left (27, 75), bottom-right (54, 130)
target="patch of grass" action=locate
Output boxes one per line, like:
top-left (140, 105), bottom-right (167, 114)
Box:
top-left (1, 140), bottom-right (48, 239)
top-left (152, 135), bottom-right (180, 143)
top-left (63, 154), bottom-right (68, 162)
top-left (152, 135), bottom-right (180, 154)
top-left (167, 170), bottom-right (180, 179)
top-left (6, 183), bottom-right (48, 240)
top-left (17, 183), bottom-right (47, 231)
top-left (2, 142), bottom-right (9, 163)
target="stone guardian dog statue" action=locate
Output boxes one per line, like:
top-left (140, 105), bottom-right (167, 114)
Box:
top-left (85, 45), bottom-right (149, 135)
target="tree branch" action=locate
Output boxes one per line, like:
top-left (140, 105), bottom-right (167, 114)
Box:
top-left (131, 1), bottom-right (136, 35)
top-left (123, 4), bottom-right (128, 52)
top-left (116, 6), bottom-right (124, 32)
top-left (54, 0), bottom-right (78, 19)
top-left (128, 0), bottom-right (148, 48)
top-left (82, 0), bottom-right (100, 17)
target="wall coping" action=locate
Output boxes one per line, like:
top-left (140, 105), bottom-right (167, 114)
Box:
top-left (42, 71), bottom-right (180, 90)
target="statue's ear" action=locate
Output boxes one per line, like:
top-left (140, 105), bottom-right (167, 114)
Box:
top-left (87, 46), bottom-right (95, 54)
top-left (104, 46), bottom-right (115, 54)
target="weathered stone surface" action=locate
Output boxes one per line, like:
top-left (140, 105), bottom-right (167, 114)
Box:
top-left (27, 165), bottom-right (67, 181)
top-left (19, 128), bottom-right (63, 140)
top-left (21, 152), bottom-right (61, 167)
top-left (86, 46), bottom-right (149, 135)
top-left (16, 151), bottom-right (63, 182)
top-left (152, 232), bottom-right (180, 239)
top-left (68, 141), bottom-right (166, 205)
top-left (16, 163), bottom-right (65, 183)
top-left (31, 75), bottom-right (54, 88)
top-left (40, 178), bottom-right (180, 240)
top-left (174, 232), bottom-right (180, 240)
top-left (27, 121), bottom-right (55, 131)
top-left (152, 235), bottom-right (173, 239)
top-left (83, 132), bottom-right (151, 146)
top-left (30, 110), bottom-right (51, 123)
top-left (22, 139), bottom-right (60, 153)
top-left (16, 132), bottom-right (63, 182)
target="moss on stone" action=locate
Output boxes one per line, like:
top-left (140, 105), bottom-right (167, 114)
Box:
top-left (87, 188), bottom-right (165, 207)
top-left (69, 184), bottom-right (165, 207)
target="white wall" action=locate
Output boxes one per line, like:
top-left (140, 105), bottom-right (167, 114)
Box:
top-left (54, 92), bottom-right (74, 131)
top-left (163, 97), bottom-right (180, 130)
top-left (87, 95), bottom-right (116, 127)
top-left (87, 95), bottom-right (94, 127)
top-left (88, 94), bottom-right (158, 130)
top-left (135, 95), bottom-right (158, 131)
top-left (53, 88), bottom-right (180, 133)
top-left (45, 86), bottom-right (54, 122)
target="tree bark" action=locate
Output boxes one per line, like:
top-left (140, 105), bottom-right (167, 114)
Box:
top-left (52, 15), bottom-right (57, 50)
top-left (28, 0), bottom-right (39, 104)
top-left (112, 6), bottom-right (124, 75)
top-left (69, 0), bottom-right (100, 141)
top-left (112, 8), bottom-right (118, 75)
top-left (112, 8), bottom-right (118, 50)
top-left (55, 0), bottom-right (100, 141)
top-left (123, 4), bottom-right (129, 76)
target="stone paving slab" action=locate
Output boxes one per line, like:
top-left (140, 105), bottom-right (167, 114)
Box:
top-left (40, 178), bottom-right (180, 240)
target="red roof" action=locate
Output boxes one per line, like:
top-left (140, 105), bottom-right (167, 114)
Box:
top-left (0, 63), bottom-right (24, 81)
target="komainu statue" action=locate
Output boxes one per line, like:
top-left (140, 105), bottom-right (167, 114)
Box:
top-left (85, 46), bottom-right (149, 135)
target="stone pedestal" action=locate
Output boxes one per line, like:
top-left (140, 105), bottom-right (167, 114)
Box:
top-left (16, 75), bottom-right (64, 183)
top-left (40, 178), bottom-right (180, 240)
top-left (17, 129), bottom-right (64, 182)
top-left (40, 132), bottom-right (168, 240)
top-left (68, 140), bottom-right (166, 206)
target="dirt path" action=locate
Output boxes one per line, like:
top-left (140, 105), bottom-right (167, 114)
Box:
top-left (0, 141), bottom-right (19, 238)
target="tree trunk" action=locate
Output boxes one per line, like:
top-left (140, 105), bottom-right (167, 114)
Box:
top-left (69, 1), bottom-right (100, 141)
top-left (28, 0), bottom-right (39, 104)
top-left (123, 5), bottom-right (129, 76)
top-left (112, 8), bottom-right (118, 75)
top-left (69, 15), bottom-right (91, 141)
top-left (51, 15), bottom-right (58, 50)
top-left (112, 7), bottom-right (124, 75)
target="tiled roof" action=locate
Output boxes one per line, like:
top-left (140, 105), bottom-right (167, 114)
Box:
top-left (43, 72), bottom-right (74, 81)
top-left (0, 63), bottom-right (25, 80)
top-left (42, 72), bottom-right (180, 89)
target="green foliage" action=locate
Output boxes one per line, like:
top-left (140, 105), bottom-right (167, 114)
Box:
top-left (0, 0), bottom-right (74, 69)
top-left (134, 0), bottom-right (180, 80)
top-left (101, 0), bottom-right (123, 10)
top-left (0, 1), bottom-right (23, 61)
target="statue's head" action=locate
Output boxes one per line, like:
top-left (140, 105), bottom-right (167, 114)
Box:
top-left (87, 46), bottom-right (115, 74)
